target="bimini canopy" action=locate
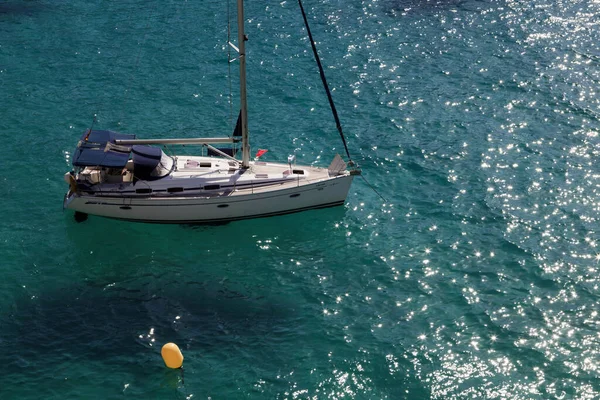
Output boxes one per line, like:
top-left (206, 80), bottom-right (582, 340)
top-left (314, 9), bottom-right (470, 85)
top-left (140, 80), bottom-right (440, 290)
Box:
top-left (132, 145), bottom-right (174, 180)
top-left (72, 130), bottom-right (136, 168)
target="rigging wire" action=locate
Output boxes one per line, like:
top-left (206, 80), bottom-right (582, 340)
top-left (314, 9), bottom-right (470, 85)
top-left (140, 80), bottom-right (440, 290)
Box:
top-left (226, 0), bottom-right (241, 157)
top-left (84, 114), bottom-right (97, 141)
top-left (297, 0), bottom-right (387, 202)
top-left (227, 0), bottom-right (234, 131)
top-left (297, 0), bottom-right (353, 166)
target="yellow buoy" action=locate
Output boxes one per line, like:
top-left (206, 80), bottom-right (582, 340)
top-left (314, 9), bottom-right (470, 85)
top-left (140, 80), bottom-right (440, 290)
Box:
top-left (161, 343), bottom-right (184, 369)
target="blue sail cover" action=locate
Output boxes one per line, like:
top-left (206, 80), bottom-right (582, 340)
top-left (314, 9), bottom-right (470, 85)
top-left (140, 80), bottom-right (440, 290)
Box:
top-left (132, 145), bottom-right (162, 180)
top-left (72, 130), bottom-right (136, 168)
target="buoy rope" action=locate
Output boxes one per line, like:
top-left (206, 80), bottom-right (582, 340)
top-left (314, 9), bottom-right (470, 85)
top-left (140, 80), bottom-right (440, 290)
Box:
top-left (297, 0), bottom-right (353, 166)
top-left (360, 172), bottom-right (387, 202)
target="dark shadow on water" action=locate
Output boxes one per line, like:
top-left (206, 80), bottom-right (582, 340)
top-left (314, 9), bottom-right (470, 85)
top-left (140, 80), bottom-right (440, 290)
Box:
top-left (35, 204), bottom-right (354, 395)
top-left (0, 276), bottom-right (295, 390)
top-left (59, 203), bottom-right (351, 286)
top-left (0, 1), bottom-right (48, 16)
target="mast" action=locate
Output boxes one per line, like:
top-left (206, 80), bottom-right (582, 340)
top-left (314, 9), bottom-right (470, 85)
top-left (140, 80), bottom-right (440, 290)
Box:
top-left (237, 0), bottom-right (250, 168)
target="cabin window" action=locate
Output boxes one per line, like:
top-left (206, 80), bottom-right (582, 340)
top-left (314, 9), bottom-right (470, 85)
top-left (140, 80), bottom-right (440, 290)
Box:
top-left (135, 188), bottom-right (152, 194)
top-left (292, 169), bottom-right (304, 175)
top-left (167, 187), bottom-right (184, 193)
top-left (204, 185), bottom-right (220, 190)
top-left (290, 193), bottom-right (300, 198)
top-left (200, 162), bottom-right (212, 168)
top-left (217, 204), bottom-right (229, 208)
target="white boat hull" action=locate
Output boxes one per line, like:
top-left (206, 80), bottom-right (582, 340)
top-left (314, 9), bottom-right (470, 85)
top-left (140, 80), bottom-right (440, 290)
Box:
top-left (64, 173), bottom-right (354, 224)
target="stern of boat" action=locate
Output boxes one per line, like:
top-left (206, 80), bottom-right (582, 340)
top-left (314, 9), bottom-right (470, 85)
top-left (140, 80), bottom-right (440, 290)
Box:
top-left (62, 172), bottom-right (77, 210)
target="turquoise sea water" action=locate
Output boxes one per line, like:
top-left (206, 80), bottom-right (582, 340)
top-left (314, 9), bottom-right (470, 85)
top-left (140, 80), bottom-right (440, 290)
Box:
top-left (2, 0), bottom-right (600, 398)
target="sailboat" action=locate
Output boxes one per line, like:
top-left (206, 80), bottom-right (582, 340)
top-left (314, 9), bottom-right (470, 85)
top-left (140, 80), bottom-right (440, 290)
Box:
top-left (63, 0), bottom-right (359, 224)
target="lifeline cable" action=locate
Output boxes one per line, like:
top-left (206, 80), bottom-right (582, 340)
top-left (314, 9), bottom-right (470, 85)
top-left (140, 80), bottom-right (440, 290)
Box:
top-left (297, 0), bottom-right (353, 165)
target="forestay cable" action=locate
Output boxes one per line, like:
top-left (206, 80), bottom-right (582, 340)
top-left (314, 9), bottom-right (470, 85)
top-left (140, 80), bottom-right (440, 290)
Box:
top-left (297, 1), bottom-right (388, 202)
top-left (297, 0), bottom-right (353, 166)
